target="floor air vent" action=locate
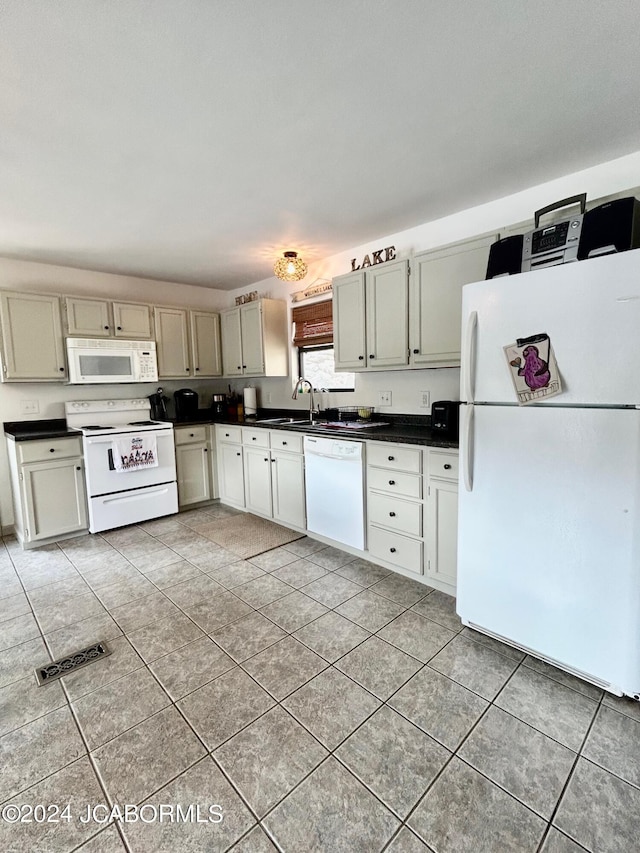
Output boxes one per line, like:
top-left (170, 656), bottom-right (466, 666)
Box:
top-left (35, 641), bottom-right (112, 686)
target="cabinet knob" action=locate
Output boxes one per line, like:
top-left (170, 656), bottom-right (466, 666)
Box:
top-left (225, 433), bottom-right (230, 437)
top-left (59, 367), bottom-right (65, 372)
top-left (444, 463), bottom-right (452, 470)
top-left (388, 455), bottom-right (394, 461)
top-left (282, 441), bottom-right (287, 446)
top-left (104, 325), bottom-right (109, 330)
top-left (389, 511), bottom-right (396, 517)
top-left (49, 448), bottom-right (55, 453)
top-left (369, 354), bottom-right (375, 359)
top-left (204, 448), bottom-right (208, 452)
top-left (358, 355), bottom-right (364, 360)
top-left (185, 367), bottom-right (189, 372)
top-left (237, 365), bottom-right (241, 370)
top-left (388, 480), bottom-right (395, 485)
top-left (413, 348), bottom-right (419, 354)
top-left (236, 452), bottom-right (241, 456)
top-left (190, 433), bottom-right (194, 437)
top-left (76, 465), bottom-right (81, 470)
top-left (242, 365), bottom-right (247, 369)
top-left (116, 326), bottom-right (122, 331)
top-left (195, 367), bottom-right (200, 371)
top-left (252, 437), bottom-right (257, 441)
top-left (390, 547), bottom-right (397, 553)
top-left (271, 458), bottom-right (276, 463)
top-left (264, 457), bottom-right (268, 462)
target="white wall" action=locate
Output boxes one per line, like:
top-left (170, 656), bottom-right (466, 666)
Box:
top-left (2, 148), bottom-right (640, 530)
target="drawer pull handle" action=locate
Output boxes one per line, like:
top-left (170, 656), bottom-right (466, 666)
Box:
top-left (49, 448), bottom-right (55, 453)
top-left (390, 547), bottom-right (397, 553)
top-left (389, 480), bottom-right (395, 485)
top-left (444, 464), bottom-right (452, 470)
top-left (388, 455), bottom-right (394, 461)
top-left (389, 511), bottom-right (396, 517)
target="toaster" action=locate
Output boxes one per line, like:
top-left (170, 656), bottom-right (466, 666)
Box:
top-left (431, 401), bottom-right (460, 437)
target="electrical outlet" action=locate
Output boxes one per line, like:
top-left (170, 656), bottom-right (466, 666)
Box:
top-left (420, 391), bottom-right (430, 408)
top-left (378, 391), bottom-right (392, 406)
top-left (264, 391), bottom-right (272, 404)
top-left (20, 400), bottom-right (39, 415)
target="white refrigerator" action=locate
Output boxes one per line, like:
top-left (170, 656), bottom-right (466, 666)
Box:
top-left (457, 249), bottom-right (640, 698)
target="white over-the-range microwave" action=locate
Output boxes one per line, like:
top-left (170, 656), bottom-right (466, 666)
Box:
top-left (66, 338), bottom-right (158, 384)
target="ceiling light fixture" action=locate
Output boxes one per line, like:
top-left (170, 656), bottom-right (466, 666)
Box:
top-left (274, 251), bottom-right (308, 282)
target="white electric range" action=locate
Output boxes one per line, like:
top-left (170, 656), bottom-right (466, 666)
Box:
top-left (65, 399), bottom-right (178, 533)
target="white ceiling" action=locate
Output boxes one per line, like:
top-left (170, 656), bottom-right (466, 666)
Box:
top-left (2, 0), bottom-right (640, 290)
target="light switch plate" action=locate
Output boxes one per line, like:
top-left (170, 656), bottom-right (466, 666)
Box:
top-left (420, 391), bottom-right (430, 408)
top-left (378, 391), bottom-right (392, 406)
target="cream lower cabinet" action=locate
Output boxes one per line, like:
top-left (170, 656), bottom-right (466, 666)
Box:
top-left (215, 425), bottom-right (245, 508)
top-left (243, 429), bottom-right (306, 529)
top-left (175, 426), bottom-right (211, 507)
top-left (0, 291), bottom-right (67, 381)
top-left (366, 442), bottom-right (424, 576)
top-left (425, 449), bottom-right (459, 590)
top-left (6, 436), bottom-right (87, 547)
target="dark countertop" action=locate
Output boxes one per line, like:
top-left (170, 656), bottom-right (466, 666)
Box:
top-left (173, 414), bottom-right (459, 449)
top-left (4, 419), bottom-right (81, 442)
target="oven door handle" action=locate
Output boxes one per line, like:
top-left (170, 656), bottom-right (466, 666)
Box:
top-left (108, 449), bottom-right (115, 471)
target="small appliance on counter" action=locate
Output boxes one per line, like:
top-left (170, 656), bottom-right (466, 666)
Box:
top-left (431, 401), bottom-right (460, 438)
top-left (174, 388), bottom-right (199, 422)
top-left (148, 387), bottom-right (169, 421)
top-left (210, 394), bottom-right (228, 420)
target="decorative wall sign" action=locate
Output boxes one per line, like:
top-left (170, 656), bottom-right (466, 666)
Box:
top-left (235, 290), bottom-right (258, 305)
top-left (291, 279), bottom-right (332, 303)
top-left (351, 246), bottom-right (396, 271)
top-left (504, 333), bottom-right (562, 405)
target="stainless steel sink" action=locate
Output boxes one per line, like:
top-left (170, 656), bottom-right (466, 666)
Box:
top-left (257, 417), bottom-right (314, 425)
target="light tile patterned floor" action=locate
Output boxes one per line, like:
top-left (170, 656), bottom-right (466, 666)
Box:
top-left (1, 504), bottom-right (639, 852)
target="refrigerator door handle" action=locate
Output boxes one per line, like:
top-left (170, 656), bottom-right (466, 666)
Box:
top-left (463, 405), bottom-right (474, 492)
top-left (464, 311), bottom-right (478, 403)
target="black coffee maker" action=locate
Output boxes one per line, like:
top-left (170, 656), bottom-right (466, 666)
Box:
top-left (148, 388), bottom-right (169, 421)
top-left (174, 388), bottom-right (199, 422)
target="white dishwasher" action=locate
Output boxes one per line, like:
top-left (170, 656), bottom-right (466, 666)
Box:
top-left (303, 435), bottom-right (365, 549)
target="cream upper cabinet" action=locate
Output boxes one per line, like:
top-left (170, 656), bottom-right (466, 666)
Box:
top-left (154, 307), bottom-right (191, 379)
top-left (112, 302), bottom-right (153, 338)
top-left (333, 260), bottom-right (409, 370)
top-left (409, 234), bottom-right (498, 367)
top-left (0, 291), bottom-right (67, 381)
top-left (190, 311), bottom-right (222, 378)
top-left (65, 297), bottom-right (152, 339)
top-left (220, 299), bottom-right (288, 377)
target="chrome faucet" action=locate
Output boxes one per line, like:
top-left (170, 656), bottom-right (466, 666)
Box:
top-left (292, 378), bottom-right (319, 423)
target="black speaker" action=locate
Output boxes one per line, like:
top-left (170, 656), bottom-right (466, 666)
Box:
top-left (577, 197), bottom-right (640, 260)
top-left (486, 235), bottom-right (524, 279)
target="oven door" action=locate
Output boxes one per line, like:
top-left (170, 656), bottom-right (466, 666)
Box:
top-left (83, 429), bottom-right (177, 497)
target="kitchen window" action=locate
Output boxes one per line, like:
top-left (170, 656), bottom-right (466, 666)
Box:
top-left (292, 300), bottom-right (355, 392)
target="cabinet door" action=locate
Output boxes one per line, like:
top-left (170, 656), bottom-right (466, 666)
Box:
top-left (240, 303), bottom-right (265, 375)
top-left (154, 307), bottom-right (191, 379)
top-left (333, 271), bottom-right (366, 370)
top-left (191, 311), bottom-right (222, 377)
top-left (426, 478), bottom-right (458, 588)
top-left (218, 443), bottom-right (245, 507)
top-left (112, 302), bottom-right (152, 339)
top-left (410, 234), bottom-right (497, 366)
top-left (0, 292), bottom-right (67, 380)
top-left (176, 443), bottom-right (211, 506)
top-left (220, 309), bottom-right (243, 376)
top-left (243, 446), bottom-right (273, 516)
top-left (65, 297), bottom-right (112, 336)
top-left (271, 450), bottom-right (305, 529)
top-left (365, 259), bottom-right (409, 367)
top-left (22, 458), bottom-right (87, 541)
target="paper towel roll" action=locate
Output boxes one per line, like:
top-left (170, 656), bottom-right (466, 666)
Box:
top-left (243, 386), bottom-right (257, 417)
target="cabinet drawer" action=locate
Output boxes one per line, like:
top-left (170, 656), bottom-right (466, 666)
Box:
top-left (242, 428), bottom-right (270, 448)
top-left (174, 426), bottom-right (208, 445)
top-left (216, 425), bottom-right (242, 444)
top-left (367, 466), bottom-right (422, 499)
top-left (368, 492), bottom-right (422, 537)
top-left (270, 431), bottom-right (303, 453)
top-left (368, 526), bottom-right (423, 575)
top-left (367, 443), bottom-right (422, 473)
top-left (429, 450), bottom-right (459, 481)
top-left (18, 437), bottom-right (83, 464)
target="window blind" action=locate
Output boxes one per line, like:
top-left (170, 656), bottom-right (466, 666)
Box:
top-left (292, 300), bottom-right (333, 347)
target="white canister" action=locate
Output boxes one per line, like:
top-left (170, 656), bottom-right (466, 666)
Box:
top-left (243, 386), bottom-right (257, 417)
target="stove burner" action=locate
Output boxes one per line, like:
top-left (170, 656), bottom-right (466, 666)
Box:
top-left (80, 425), bottom-right (114, 430)
top-left (127, 420), bottom-right (159, 426)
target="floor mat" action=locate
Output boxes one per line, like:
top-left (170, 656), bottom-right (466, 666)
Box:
top-left (204, 513), bottom-right (305, 558)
